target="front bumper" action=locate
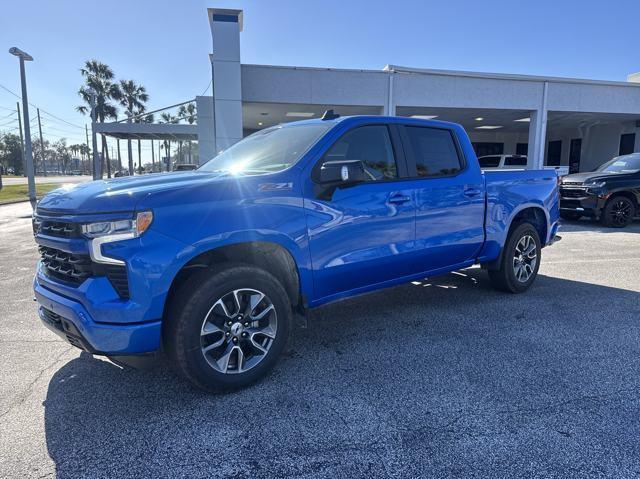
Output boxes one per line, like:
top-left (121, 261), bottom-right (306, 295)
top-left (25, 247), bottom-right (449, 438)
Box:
top-left (34, 275), bottom-right (162, 355)
top-left (559, 189), bottom-right (606, 217)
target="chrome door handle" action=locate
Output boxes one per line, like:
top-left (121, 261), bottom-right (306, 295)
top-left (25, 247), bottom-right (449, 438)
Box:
top-left (388, 194), bottom-right (411, 204)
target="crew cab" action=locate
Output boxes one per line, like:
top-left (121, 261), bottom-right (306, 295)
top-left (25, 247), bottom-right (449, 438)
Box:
top-left (559, 153), bottom-right (640, 227)
top-left (33, 115), bottom-right (559, 391)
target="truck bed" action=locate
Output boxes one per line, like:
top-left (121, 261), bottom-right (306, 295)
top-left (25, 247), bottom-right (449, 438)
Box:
top-left (479, 169), bottom-right (560, 263)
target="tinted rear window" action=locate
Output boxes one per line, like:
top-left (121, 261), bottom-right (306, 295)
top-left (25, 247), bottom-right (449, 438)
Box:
top-left (405, 127), bottom-right (462, 178)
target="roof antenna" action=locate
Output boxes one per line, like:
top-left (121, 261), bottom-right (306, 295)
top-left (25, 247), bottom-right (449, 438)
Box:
top-left (321, 109), bottom-right (339, 120)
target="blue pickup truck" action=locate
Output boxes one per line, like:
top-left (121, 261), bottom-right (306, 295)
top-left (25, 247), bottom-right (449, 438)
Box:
top-left (33, 115), bottom-right (559, 391)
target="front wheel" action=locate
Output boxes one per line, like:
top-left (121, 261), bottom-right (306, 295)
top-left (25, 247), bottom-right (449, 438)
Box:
top-left (600, 196), bottom-right (635, 228)
top-left (165, 264), bottom-right (292, 392)
top-left (488, 223), bottom-right (541, 293)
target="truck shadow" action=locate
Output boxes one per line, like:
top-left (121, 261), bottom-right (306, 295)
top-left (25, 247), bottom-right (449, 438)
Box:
top-left (43, 269), bottom-right (640, 478)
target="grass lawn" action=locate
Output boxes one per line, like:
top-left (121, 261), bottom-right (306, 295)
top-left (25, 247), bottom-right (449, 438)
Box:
top-left (0, 183), bottom-right (60, 204)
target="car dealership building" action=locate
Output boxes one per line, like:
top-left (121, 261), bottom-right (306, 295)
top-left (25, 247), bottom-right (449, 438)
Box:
top-left (98, 8), bottom-right (640, 173)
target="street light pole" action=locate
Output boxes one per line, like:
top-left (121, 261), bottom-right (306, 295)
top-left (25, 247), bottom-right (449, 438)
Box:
top-left (9, 47), bottom-right (36, 208)
top-left (16, 102), bottom-right (25, 177)
top-left (37, 108), bottom-right (46, 177)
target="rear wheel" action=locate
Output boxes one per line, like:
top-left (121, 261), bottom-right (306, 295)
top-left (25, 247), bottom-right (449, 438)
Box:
top-left (488, 223), bottom-right (541, 294)
top-left (165, 264), bottom-right (291, 392)
top-left (560, 211), bottom-right (582, 221)
top-left (601, 196), bottom-right (635, 228)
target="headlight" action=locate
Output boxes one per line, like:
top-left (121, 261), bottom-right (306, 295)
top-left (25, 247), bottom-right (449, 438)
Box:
top-left (586, 181), bottom-right (606, 189)
top-left (82, 211), bottom-right (153, 239)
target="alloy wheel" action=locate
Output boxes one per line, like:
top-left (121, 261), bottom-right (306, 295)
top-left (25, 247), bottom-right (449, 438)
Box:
top-left (609, 199), bottom-right (633, 226)
top-left (200, 288), bottom-right (277, 374)
top-left (512, 234), bottom-right (537, 283)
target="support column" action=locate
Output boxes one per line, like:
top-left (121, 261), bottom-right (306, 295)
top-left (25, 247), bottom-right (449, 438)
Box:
top-left (384, 71), bottom-right (396, 116)
top-left (196, 96), bottom-right (215, 165)
top-left (208, 8), bottom-right (244, 155)
top-left (527, 81), bottom-right (548, 169)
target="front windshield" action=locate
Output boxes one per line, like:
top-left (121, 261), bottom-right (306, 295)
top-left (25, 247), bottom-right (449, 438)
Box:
top-left (597, 153), bottom-right (640, 174)
top-left (199, 123), bottom-right (331, 175)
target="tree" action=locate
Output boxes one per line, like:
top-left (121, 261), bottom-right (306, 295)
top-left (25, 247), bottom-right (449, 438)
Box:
top-left (80, 143), bottom-right (91, 174)
top-left (69, 144), bottom-right (85, 172)
top-left (178, 102), bottom-right (196, 164)
top-left (118, 79), bottom-right (148, 175)
top-left (53, 139), bottom-right (71, 174)
top-left (160, 113), bottom-right (177, 171)
top-left (0, 133), bottom-right (24, 175)
top-left (77, 60), bottom-right (120, 178)
top-left (32, 137), bottom-right (54, 174)
top-left (132, 111), bottom-right (154, 175)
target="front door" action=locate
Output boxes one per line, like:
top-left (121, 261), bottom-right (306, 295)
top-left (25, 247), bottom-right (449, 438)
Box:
top-left (304, 124), bottom-right (416, 301)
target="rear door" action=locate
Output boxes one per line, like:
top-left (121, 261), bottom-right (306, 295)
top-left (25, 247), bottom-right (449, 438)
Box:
top-left (399, 124), bottom-right (485, 273)
top-left (303, 123), bottom-right (416, 301)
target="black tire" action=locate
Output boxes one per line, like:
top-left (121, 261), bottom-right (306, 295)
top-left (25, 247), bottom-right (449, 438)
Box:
top-left (164, 263), bottom-right (292, 393)
top-left (600, 196), bottom-right (635, 228)
top-left (560, 211), bottom-right (582, 221)
top-left (488, 222), bottom-right (541, 294)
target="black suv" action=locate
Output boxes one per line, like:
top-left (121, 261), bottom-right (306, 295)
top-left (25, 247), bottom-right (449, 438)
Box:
top-left (560, 153), bottom-right (640, 227)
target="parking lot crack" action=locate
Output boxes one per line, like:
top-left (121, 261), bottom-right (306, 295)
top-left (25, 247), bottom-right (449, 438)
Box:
top-left (0, 346), bottom-right (73, 421)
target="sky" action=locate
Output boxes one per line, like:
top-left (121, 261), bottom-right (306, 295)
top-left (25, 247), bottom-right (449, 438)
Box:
top-left (1, 0), bottom-right (638, 163)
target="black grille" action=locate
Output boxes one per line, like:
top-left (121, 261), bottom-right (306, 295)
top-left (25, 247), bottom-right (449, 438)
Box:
top-left (34, 217), bottom-right (81, 238)
top-left (39, 246), bottom-right (130, 298)
top-left (39, 246), bottom-right (93, 284)
top-left (104, 265), bottom-right (130, 298)
top-left (560, 188), bottom-right (588, 198)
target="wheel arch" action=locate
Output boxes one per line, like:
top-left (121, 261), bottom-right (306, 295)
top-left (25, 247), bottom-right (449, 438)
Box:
top-left (484, 204), bottom-right (548, 271)
top-left (164, 240), bottom-right (303, 321)
top-left (605, 190), bottom-right (638, 209)
top-left (509, 205), bottom-right (548, 245)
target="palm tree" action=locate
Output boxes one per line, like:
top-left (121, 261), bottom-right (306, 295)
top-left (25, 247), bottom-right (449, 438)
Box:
top-left (69, 144), bottom-right (78, 171)
top-left (177, 102), bottom-right (197, 164)
top-left (134, 112), bottom-right (155, 174)
top-left (117, 79), bottom-right (148, 175)
top-left (77, 60), bottom-right (120, 178)
top-left (80, 143), bottom-right (91, 174)
top-left (160, 112), bottom-right (177, 171)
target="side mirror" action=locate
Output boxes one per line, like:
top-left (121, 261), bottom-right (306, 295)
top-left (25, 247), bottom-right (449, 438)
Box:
top-left (319, 160), bottom-right (366, 185)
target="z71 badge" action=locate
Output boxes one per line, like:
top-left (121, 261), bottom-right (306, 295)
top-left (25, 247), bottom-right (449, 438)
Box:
top-left (258, 182), bottom-right (293, 192)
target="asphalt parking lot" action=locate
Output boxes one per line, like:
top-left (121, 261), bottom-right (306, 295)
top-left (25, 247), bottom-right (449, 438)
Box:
top-left (1, 202), bottom-right (639, 478)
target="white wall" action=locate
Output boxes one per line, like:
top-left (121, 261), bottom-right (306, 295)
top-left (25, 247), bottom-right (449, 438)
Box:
top-left (580, 122), bottom-right (639, 171)
top-left (544, 121), bottom-right (640, 172)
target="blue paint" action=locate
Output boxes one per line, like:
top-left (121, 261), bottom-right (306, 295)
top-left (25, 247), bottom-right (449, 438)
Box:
top-left (33, 116), bottom-right (559, 355)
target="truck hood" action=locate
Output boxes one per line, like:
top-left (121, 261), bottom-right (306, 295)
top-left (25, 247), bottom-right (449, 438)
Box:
top-left (36, 171), bottom-right (225, 214)
top-left (561, 171), bottom-right (629, 185)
